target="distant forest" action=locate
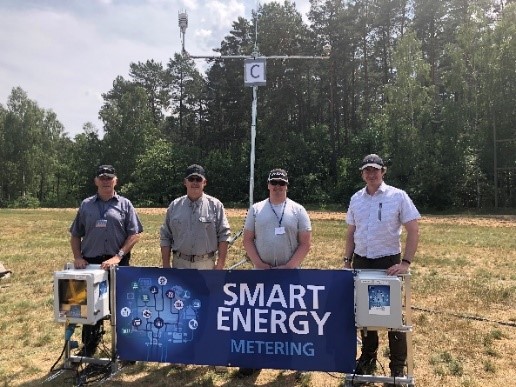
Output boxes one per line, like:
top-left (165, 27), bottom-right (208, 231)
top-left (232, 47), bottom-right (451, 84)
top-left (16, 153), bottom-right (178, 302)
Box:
top-left (1, 0), bottom-right (515, 210)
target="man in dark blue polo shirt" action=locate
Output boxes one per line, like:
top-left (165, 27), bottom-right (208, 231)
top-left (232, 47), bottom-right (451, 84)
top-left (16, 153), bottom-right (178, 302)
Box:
top-left (70, 164), bottom-right (143, 357)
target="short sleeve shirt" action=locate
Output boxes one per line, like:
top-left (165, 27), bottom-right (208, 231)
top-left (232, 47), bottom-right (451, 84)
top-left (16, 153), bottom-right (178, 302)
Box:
top-left (244, 198), bottom-right (312, 266)
top-left (159, 194), bottom-right (231, 255)
top-left (69, 193), bottom-right (143, 257)
top-left (346, 182), bottom-right (420, 258)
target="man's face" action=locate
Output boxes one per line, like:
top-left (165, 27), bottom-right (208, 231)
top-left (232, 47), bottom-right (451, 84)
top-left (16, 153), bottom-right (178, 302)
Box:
top-left (95, 175), bottom-right (117, 191)
top-left (184, 175), bottom-right (206, 193)
top-left (268, 179), bottom-right (288, 195)
top-left (361, 167), bottom-right (384, 184)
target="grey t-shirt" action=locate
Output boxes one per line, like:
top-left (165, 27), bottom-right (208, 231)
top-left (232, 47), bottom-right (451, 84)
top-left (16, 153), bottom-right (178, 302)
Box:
top-left (244, 198), bottom-right (311, 266)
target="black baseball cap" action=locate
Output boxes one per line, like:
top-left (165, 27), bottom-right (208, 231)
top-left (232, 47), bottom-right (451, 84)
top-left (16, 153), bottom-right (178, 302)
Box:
top-left (185, 164), bottom-right (206, 179)
top-left (96, 165), bottom-right (116, 178)
top-left (267, 168), bottom-right (288, 184)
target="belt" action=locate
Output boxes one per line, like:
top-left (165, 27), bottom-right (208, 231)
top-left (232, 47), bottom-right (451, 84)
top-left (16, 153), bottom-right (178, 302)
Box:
top-left (83, 253), bottom-right (131, 263)
top-left (83, 255), bottom-right (113, 261)
top-left (174, 251), bottom-right (215, 262)
top-left (353, 253), bottom-right (400, 260)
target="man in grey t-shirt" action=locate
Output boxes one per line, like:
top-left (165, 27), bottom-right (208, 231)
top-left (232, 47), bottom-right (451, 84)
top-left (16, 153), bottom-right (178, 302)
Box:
top-left (243, 168), bottom-right (312, 269)
top-left (236, 168), bottom-right (312, 378)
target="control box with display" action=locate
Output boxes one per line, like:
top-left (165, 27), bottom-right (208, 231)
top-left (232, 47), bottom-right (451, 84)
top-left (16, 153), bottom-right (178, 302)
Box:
top-left (54, 265), bottom-right (110, 325)
top-left (354, 270), bottom-right (404, 329)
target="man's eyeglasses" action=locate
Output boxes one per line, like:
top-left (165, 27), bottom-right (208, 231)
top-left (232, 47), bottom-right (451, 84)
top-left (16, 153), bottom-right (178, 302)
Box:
top-left (269, 180), bottom-right (287, 186)
top-left (187, 176), bottom-right (204, 183)
top-left (99, 176), bottom-right (114, 180)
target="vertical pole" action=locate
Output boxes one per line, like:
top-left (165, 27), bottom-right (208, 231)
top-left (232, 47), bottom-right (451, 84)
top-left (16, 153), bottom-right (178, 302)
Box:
top-left (110, 266), bottom-right (118, 371)
top-left (493, 106), bottom-right (498, 208)
top-left (249, 85), bottom-right (258, 208)
top-left (404, 273), bottom-right (414, 381)
top-left (180, 63), bottom-right (183, 134)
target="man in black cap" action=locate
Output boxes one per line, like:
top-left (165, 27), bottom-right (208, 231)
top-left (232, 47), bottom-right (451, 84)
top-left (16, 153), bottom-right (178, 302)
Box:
top-left (160, 164), bottom-right (231, 269)
top-left (243, 168), bottom-right (312, 269)
top-left (70, 164), bottom-right (143, 357)
top-left (343, 154), bottom-right (420, 385)
top-left (236, 168), bottom-right (312, 378)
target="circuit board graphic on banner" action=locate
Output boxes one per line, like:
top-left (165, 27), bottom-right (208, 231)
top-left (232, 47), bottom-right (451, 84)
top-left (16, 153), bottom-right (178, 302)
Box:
top-left (115, 267), bottom-right (357, 372)
top-left (117, 273), bottom-right (205, 363)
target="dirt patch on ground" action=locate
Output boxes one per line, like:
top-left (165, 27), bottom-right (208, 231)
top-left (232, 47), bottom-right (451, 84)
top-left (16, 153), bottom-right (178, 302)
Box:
top-left (51, 208), bottom-right (516, 227)
top-left (224, 209), bottom-right (515, 226)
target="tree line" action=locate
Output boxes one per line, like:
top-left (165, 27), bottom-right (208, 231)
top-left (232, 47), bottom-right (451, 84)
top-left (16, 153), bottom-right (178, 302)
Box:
top-left (1, 0), bottom-right (514, 210)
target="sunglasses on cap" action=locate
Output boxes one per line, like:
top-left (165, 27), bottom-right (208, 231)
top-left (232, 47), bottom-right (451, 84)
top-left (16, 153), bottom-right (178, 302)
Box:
top-left (187, 176), bottom-right (203, 182)
top-left (269, 180), bottom-right (287, 186)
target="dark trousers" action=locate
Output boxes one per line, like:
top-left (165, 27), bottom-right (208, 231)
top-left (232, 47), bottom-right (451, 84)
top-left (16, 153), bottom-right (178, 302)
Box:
top-left (353, 253), bottom-right (407, 373)
top-left (80, 254), bottom-right (130, 356)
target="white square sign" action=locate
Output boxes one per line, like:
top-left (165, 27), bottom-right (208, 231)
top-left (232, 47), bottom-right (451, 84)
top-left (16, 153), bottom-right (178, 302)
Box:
top-left (244, 58), bottom-right (266, 86)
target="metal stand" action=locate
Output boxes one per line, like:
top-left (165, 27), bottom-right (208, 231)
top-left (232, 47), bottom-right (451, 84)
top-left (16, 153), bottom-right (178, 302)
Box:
top-left (46, 266), bottom-right (120, 384)
top-left (343, 272), bottom-right (415, 386)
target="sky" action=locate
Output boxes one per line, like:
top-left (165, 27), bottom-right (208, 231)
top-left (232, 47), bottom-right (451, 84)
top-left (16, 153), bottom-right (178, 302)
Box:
top-left (0, 0), bottom-right (311, 138)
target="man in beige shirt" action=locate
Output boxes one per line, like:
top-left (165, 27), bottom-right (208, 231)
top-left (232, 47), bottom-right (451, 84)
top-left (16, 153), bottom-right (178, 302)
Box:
top-left (160, 164), bottom-right (231, 269)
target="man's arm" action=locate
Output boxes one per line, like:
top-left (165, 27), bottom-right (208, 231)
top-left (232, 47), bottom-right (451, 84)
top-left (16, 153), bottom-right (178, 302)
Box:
top-left (243, 229), bottom-right (270, 269)
top-left (160, 210), bottom-right (174, 268)
top-left (343, 224), bottom-right (356, 268)
top-left (215, 241), bottom-right (229, 270)
top-left (161, 246), bottom-right (172, 268)
top-left (387, 219), bottom-right (419, 275)
top-left (71, 235), bottom-right (88, 269)
top-left (120, 233), bottom-right (140, 255)
top-left (280, 230), bottom-right (311, 269)
top-left (402, 219), bottom-right (419, 262)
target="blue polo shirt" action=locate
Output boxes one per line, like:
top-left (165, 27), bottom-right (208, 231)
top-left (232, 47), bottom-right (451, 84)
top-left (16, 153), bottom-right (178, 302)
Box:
top-left (70, 193), bottom-right (143, 258)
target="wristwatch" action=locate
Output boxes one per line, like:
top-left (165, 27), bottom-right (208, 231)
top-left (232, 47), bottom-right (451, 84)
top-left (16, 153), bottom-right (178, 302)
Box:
top-left (117, 249), bottom-right (125, 259)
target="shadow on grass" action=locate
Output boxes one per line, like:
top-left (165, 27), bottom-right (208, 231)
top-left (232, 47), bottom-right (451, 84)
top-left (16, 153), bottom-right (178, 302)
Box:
top-left (30, 362), bottom-right (310, 387)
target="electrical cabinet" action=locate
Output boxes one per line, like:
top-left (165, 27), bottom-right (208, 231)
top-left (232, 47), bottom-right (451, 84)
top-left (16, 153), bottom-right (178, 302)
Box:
top-left (54, 264), bottom-right (110, 324)
top-left (354, 270), bottom-right (404, 329)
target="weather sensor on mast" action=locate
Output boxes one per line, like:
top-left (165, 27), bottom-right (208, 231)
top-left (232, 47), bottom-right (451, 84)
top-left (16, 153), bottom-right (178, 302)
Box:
top-left (178, 10), bottom-right (188, 55)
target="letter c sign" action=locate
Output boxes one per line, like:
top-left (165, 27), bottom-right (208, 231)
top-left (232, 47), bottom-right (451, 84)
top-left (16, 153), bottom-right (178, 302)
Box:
top-left (244, 58), bottom-right (266, 86)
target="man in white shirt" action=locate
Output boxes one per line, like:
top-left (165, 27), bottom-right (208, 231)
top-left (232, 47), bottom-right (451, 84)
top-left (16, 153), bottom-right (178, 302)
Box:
top-left (344, 154), bottom-right (420, 384)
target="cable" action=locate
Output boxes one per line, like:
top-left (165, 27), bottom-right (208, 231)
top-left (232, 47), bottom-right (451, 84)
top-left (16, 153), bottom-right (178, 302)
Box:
top-left (412, 305), bottom-right (516, 327)
top-left (49, 340), bottom-right (68, 373)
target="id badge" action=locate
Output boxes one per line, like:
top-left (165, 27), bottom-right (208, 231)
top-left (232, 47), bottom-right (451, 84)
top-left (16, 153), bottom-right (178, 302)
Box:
top-left (275, 226), bottom-right (285, 235)
top-left (95, 219), bottom-right (108, 228)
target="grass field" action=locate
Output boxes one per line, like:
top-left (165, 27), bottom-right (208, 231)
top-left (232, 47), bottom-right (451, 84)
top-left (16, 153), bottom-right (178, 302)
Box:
top-left (0, 208), bottom-right (514, 386)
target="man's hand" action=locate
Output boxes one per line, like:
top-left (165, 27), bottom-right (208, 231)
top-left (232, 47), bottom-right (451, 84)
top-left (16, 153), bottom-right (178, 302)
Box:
top-left (100, 255), bottom-right (122, 270)
top-left (74, 257), bottom-right (88, 269)
top-left (386, 261), bottom-right (410, 276)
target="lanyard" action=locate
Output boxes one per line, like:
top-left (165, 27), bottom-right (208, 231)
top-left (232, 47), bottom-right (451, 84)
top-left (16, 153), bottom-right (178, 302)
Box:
top-left (269, 199), bottom-right (286, 227)
top-left (97, 200), bottom-right (110, 219)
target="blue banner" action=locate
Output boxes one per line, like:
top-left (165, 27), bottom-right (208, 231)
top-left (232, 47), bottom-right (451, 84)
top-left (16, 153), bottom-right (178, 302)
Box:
top-left (115, 267), bottom-right (356, 372)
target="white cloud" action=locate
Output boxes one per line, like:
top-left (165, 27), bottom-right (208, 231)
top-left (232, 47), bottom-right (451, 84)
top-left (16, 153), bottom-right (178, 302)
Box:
top-left (0, 0), bottom-right (310, 138)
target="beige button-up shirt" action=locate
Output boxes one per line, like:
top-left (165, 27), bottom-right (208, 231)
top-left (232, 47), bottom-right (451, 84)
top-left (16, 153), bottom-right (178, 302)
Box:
top-left (160, 193), bottom-right (230, 255)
